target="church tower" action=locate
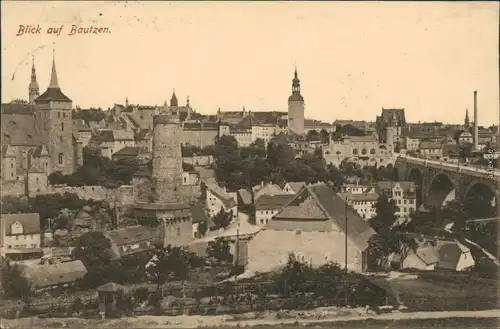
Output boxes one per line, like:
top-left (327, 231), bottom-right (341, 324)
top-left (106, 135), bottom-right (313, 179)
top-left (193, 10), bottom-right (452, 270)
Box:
top-left (287, 67), bottom-right (305, 135)
top-left (28, 56), bottom-right (40, 105)
top-left (464, 109), bottom-right (470, 129)
top-left (35, 50), bottom-right (75, 175)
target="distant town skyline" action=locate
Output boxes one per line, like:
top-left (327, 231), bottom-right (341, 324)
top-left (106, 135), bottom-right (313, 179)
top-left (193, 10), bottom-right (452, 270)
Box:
top-left (2, 1), bottom-right (499, 126)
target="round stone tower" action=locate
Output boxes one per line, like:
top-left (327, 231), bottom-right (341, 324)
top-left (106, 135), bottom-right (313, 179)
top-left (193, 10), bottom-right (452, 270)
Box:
top-left (151, 113), bottom-right (184, 203)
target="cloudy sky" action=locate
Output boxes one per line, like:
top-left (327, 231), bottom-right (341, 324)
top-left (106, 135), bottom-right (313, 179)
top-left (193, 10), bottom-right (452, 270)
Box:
top-left (2, 1), bottom-right (499, 126)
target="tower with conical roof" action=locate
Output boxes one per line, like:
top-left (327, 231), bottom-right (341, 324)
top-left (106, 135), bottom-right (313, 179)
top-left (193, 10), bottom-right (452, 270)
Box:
top-left (170, 90), bottom-right (178, 108)
top-left (287, 67), bottom-right (305, 135)
top-left (464, 109), bottom-right (470, 129)
top-left (35, 49), bottom-right (75, 175)
top-left (28, 56), bottom-right (40, 105)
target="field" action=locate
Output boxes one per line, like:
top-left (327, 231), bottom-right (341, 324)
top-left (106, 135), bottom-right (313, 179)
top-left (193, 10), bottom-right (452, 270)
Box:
top-left (374, 274), bottom-right (499, 311)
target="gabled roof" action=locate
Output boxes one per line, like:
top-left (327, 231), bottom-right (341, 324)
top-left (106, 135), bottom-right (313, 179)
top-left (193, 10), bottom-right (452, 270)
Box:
top-left (106, 225), bottom-right (156, 247)
top-left (36, 87), bottom-right (72, 102)
top-left (1, 112), bottom-right (42, 146)
top-left (237, 189), bottom-right (253, 204)
top-left (112, 146), bottom-right (149, 157)
top-left (376, 181), bottom-right (415, 192)
top-left (342, 192), bottom-right (379, 202)
top-left (205, 182), bottom-right (237, 209)
top-left (273, 184), bottom-right (376, 251)
top-left (0, 213), bottom-right (41, 235)
top-left (22, 260), bottom-right (87, 288)
top-left (284, 182), bottom-right (306, 194)
top-left (420, 141), bottom-right (442, 149)
top-left (1, 145), bottom-right (16, 158)
top-left (253, 183), bottom-right (284, 199)
top-left (32, 145), bottom-right (49, 158)
top-left (190, 203), bottom-right (215, 228)
top-left (255, 194), bottom-right (296, 211)
top-left (436, 241), bottom-right (470, 270)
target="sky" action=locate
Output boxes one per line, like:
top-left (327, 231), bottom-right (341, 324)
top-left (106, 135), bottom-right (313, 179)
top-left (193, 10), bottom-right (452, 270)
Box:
top-left (2, 1), bottom-right (499, 126)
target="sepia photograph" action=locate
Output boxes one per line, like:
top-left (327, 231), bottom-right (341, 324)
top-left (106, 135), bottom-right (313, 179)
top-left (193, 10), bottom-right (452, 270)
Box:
top-left (0, 1), bottom-right (499, 328)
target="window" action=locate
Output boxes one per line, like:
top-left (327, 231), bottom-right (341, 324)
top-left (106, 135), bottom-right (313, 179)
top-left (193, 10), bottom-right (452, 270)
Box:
top-left (58, 153), bottom-right (64, 165)
top-left (57, 112), bottom-right (61, 118)
top-left (63, 113), bottom-right (66, 118)
top-left (370, 149), bottom-right (376, 154)
top-left (11, 163), bottom-right (13, 168)
top-left (61, 122), bottom-right (64, 131)
top-left (177, 228), bottom-right (180, 237)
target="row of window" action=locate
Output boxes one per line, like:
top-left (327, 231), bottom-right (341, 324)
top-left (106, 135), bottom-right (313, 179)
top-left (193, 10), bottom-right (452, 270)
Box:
top-left (11, 234), bottom-right (38, 240)
top-left (7, 244), bottom-right (38, 248)
top-left (56, 112), bottom-right (68, 119)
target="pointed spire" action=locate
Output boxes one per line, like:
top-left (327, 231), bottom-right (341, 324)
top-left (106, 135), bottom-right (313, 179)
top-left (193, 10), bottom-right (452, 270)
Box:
top-left (49, 48), bottom-right (59, 89)
top-left (170, 89), bottom-right (178, 107)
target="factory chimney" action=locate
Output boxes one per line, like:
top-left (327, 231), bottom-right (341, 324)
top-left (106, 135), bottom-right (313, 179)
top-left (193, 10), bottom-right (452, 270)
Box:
top-left (473, 90), bottom-right (478, 151)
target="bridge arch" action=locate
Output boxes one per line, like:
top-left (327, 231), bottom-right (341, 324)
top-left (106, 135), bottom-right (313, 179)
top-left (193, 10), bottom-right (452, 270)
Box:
top-left (407, 167), bottom-right (424, 207)
top-left (427, 172), bottom-right (456, 209)
top-left (463, 181), bottom-right (497, 218)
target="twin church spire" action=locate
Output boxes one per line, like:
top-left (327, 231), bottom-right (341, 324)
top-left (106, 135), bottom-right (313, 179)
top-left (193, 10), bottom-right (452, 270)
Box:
top-left (29, 48), bottom-right (71, 103)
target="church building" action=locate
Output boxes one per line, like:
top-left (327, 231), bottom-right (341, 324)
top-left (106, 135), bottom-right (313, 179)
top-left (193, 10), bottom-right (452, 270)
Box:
top-left (1, 52), bottom-right (82, 196)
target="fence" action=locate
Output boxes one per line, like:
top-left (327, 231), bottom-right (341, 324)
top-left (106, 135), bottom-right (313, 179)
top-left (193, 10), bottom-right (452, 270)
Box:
top-left (0, 278), bottom-right (386, 319)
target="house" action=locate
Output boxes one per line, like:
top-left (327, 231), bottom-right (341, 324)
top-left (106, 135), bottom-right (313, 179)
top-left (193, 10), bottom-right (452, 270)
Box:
top-left (255, 194), bottom-right (296, 226)
top-left (205, 182), bottom-right (238, 219)
top-left (111, 146), bottom-right (151, 163)
top-left (191, 202), bottom-right (215, 238)
top-left (21, 260), bottom-right (88, 291)
top-left (283, 182), bottom-right (306, 194)
top-left (340, 183), bottom-right (372, 194)
top-left (0, 213), bottom-right (42, 259)
top-left (419, 141), bottom-right (443, 159)
top-left (91, 129), bottom-right (135, 159)
top-left (252, 182), bottom-right (283, 199)
top-left (436, 241), bottom-right (475, 271)
top-left (104, 225), bottom-right (157, 259)
top-left (244, 183), bottom-right (377, 276)
top-left (341, 192), bottom-right (379, 220)
top-left (376, 181), bottom-right (417, 218)
top-left (401, 243), bottom-right (439, 270)
top-left (400, 236), bottom-right (475, 272)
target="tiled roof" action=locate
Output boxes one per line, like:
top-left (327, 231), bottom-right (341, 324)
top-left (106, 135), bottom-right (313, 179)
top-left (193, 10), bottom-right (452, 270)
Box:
top-left (237, 189), bottom-right (253, 204)
top-left (1, 213), bottom-right (41, 235)
top-left (343, 192), bottom-right (379, 202)
top-left (98, 130), bottom-right (134, 142)
top-left (376, 181), bottom-right (415, 192)
top-left (1, 112), bottom-right (42, 146)
top-left (414, 246), bottom-right (439, 265)
top-left (308, 184), bottom-right (376, 250)
top-left (343, 135), bottom-right (377, 143)
top-left (112, 146), bottom-right (148, 157)
top-left (420, 141), bottom-right (442, 149)
top-left (304, 119), bottom-right (333, 128)
top-left (190, 203), bottom-right (215, 227)
top-left (106, 225), bottom-right (156, 247)
top-left (274, 184), bottom-right (376, 251)
top-left (1, 103), bottom-right (35, 114)
top-left (22, 260), bottom-right (87, 288)
top-left (253, 184), bottom-right (284, 199)
top-left (436, 241), bottom-right (469, 270)
top-left (36, 87), bottom-right (72, 102)
top-left (255, 194), bottom-right (295, 211)
top-left (206, 183), bottom-right (237, 208)
top-left (285, 182), bottom-right (306, 194)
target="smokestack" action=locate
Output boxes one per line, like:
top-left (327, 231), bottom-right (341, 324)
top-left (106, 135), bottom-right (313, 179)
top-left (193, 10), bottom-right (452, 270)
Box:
top-left (473, 91), bottom-right (478, 151)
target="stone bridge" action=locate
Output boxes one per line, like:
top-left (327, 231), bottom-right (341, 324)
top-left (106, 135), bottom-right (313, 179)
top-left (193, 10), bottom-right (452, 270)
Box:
top-left (394, 155), bottom-right (500, 216)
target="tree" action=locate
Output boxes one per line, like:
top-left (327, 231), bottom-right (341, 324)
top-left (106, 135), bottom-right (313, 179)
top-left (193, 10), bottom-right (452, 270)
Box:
top-left (212, 207), bottom-right (232, 229)
top-left (266, 142), bottom-right (295, 170)
top-left (74, 231), bottom-right (113, 267)
top-left (273, 253), bottom-right (315, 296)
top-left (319, 129), bottom-right (330, 143)
top-left (306, 130), bottom-right (321, 141)
top-left (0, 262), bottom-right (32, 301)
top-left (369, 194), bottom-right (398, 235)
top-left (206, 237), bottom-right (233, 264)
top-left (146, 245), bottom-right (194, 292)
top-left (197, 220), bottom-right (208, 237)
